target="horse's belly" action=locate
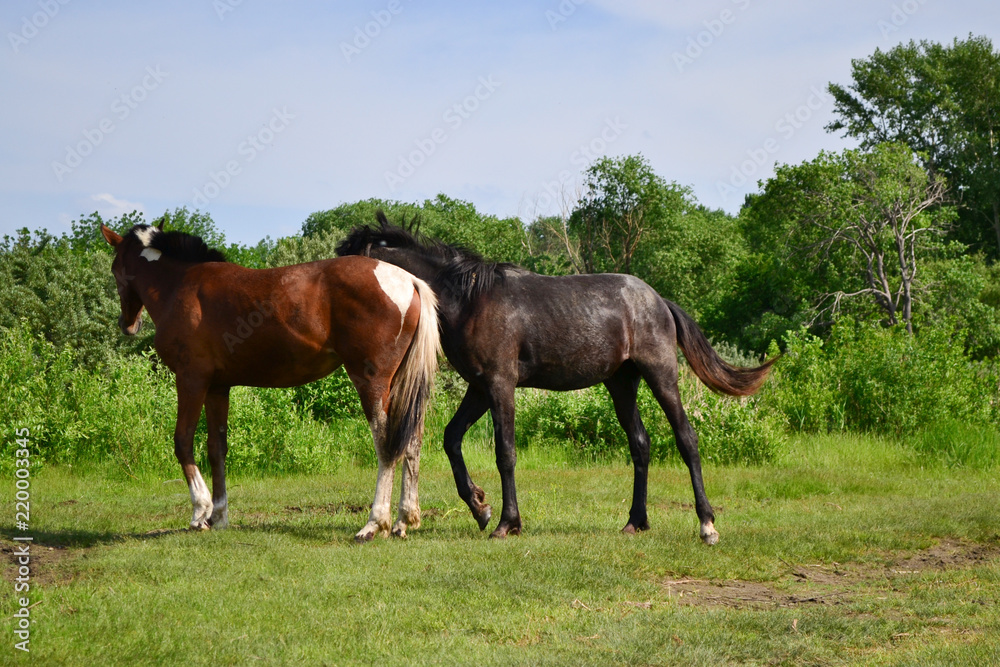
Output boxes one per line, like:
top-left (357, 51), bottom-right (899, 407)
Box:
top-left (215, 351), bottom-right (342, 389)
top-left (518, 355), bottom-right (623, 390)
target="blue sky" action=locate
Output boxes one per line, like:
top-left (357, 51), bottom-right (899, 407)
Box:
top-left (2, 1), bottom-right (997, 246)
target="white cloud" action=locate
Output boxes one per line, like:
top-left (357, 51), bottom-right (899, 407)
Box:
top-left (90, 193), bottom-right (145, 218)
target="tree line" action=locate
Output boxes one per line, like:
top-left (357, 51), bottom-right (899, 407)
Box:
top-left (1, 35), bottom-right (998, 472)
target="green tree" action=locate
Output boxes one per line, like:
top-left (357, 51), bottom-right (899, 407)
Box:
top-left (827, 35), bottom-right (1000, 259)
top-left (565, 155), bottom-right (746, 325)
top-left (736, 143), bottom-right (954, 338)
top-left (302, 195), bottom-right (527, 264)
top-left (266, 230), bottom-right (346, 268)
top-left (66, 210), bottom-right (146, 254)
top-left (636, 201), bottom-right (746, 326)
top-left (568, 154), bottom-right (678, 275)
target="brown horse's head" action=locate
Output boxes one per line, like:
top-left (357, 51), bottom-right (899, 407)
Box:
top-left (101, 223), bottom-right (158, 335)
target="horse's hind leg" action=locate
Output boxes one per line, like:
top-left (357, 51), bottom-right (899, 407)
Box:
top-left (640, 364), bottom-right (719, 545)
top-left (205, 387), bottom-right (230, 529)
top-left (392, 411), bottom-right (424, 538)
top-left (174, 378), bottom-right (212, 530)
top-left (604, 363), bottom-right (651, 534)
top-left (443, 387), bottom-right (492, 531)
top-left (356, 405), bottom-right (394, 542)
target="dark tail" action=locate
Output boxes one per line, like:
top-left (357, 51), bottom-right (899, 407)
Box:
top-left (665, 300), bottom-right (776, 397)
top-left (385, 276), bottom-right (441, 461)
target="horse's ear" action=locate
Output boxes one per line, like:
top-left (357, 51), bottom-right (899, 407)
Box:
top-left (101, 224), bottom-right (123, 246)
top-left (154, 216), bottom-right (165, 231)
top-left (375, 210), bottom-right (390, 229)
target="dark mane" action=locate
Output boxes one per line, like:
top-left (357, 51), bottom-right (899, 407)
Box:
top-left (336, 212), bottom-right (512, 302)
top-left (128, 225), bottom-right (227, 263)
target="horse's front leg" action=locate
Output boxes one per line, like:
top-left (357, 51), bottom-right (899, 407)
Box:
top-left (205, 387), bottom-right (230, 529)
top-left (174, 378), bottom-right (212, 530)
top-left (443, 387), bottom-right (492, 531)
top-left (489, 386), bottom-right (521, 539)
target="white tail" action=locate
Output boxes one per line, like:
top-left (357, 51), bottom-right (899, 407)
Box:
top-left (385, 276), bottom-right (440, 460)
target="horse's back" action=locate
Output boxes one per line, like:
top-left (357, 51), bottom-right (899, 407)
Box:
top-left (481, 272), bottom-right (666, 390)
top-left (159, 255), bottom-right (418, 388)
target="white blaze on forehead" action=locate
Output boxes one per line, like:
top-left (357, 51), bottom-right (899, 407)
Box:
top-left (374, 261), bottom-right (414, 335)
top-left (135, 226), bottom-right (162, 261)
top-left (134, 225), bottom-right (159, 247)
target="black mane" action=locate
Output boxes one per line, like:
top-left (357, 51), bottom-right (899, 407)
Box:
top-left (336, 213), bottom-right (511, 302)
top-left (128, 225), bottom-right (227, 263)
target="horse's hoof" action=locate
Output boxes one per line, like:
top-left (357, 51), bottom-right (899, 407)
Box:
top-left (622, 520), bottom-right (649, 535)
top-left (391, 522), bottom-right (408, 539)
top-left (189, 521), bottom-right (210, 531)
top-left (700, 522), bottom-right (719, 545)
top-left (355, 521), bottom-right (388, 543)
top-left (475, 504), bottom-right (492, 531)
top-left (489, 522), bottom-right (521, 539)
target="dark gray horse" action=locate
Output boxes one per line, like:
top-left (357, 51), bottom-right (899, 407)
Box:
top-left (337, 215), bottom-right (775, 544)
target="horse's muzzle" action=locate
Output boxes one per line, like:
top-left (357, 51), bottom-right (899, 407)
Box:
top-left (119, 314), bottom-right (142, 336)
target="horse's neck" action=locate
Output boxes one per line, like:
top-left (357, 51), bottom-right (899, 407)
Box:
top-left (434, 293), bottom-right (467, 330)
top-left (131, 258), bottom-right (186, 324)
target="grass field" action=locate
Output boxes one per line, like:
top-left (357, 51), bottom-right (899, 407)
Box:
top-left (4, 434), bottom-right (1000, 665)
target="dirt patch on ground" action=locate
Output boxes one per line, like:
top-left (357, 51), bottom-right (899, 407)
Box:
top-left (892, 539), bottom-right (999, 572)
top-left (1, 543), bottom-right (79, 587)
top-left (284, 502), bottom-right (369, 515)
top-left (664, 539), bottom-right (1000, 610)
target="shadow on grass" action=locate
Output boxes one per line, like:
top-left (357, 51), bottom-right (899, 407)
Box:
top-left (0, 527), bottom-right (188, 550)
top-left (2, 505), bottom-right (633, 551)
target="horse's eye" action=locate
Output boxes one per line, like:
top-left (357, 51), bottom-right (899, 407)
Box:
top-left (378, 240), bottom-right (387, 247)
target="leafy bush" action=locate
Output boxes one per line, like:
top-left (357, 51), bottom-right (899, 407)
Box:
top-left (769, 320), bottom-right (1000, 443)
top-left (288, 368), bottom-right (365, 423)
top-left (674, 376), bottom-right (787, 465)
top-left (766, 330), bottom-right (841, 433)
top-left (515, 386), bottom-right (627, 462)
top-left (0, 323), bottom-right (176, 475)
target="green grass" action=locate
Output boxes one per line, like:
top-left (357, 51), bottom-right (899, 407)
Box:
top-left (4, 434), bottom-right (1000, 665)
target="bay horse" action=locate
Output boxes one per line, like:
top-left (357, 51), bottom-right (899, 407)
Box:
top-left (337, 214), bottom-right (775, 544)
top-left (101, 222), bottom-right (440, 542)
